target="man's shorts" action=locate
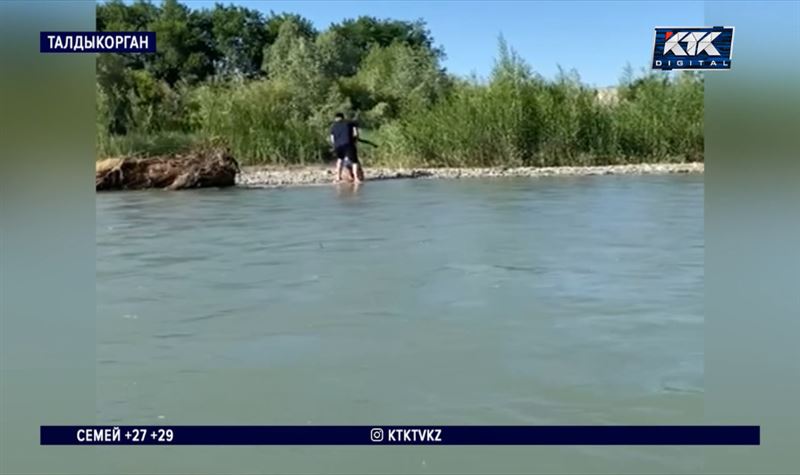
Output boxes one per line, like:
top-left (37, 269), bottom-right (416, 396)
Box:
top-left (334, 144), bottom-right (359, 165)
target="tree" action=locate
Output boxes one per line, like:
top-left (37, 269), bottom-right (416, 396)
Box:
top-left (327, 16), bottom-right (443, 77)
top-left (316, 29), bottom-right (362, 79)
top-left (353, 43), bottom-right (447, 123)
top-left (207, 4), bottom-right (268, 79)
top-left (96, 0), bottom-right (159, 71)
top-left (264, 12), bottom-right (317, 44)
top-left (148, 0), bottom-right (217, 85)
top-left (96, 0), bottom-right (157, 32)
top-left (263, 19), bottom-right (332, 120)
top-left (96, 53), bottom-right (134, 135)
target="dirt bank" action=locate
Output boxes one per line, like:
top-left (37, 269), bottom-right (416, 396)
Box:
top-left (96, 150), bottom-right (239, 191)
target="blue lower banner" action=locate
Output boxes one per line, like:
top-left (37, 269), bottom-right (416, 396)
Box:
top-left (40, 425), bottom-right (759, 445)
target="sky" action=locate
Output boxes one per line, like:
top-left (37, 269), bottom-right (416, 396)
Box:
top-left (183, 0), bottom-right (704, 87)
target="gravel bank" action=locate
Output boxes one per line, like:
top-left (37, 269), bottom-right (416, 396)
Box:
top-left (237, 162), bottom-right (704, 188)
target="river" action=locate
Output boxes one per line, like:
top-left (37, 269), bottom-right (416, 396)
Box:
top-left (96, 174), bottom-right (704, 473)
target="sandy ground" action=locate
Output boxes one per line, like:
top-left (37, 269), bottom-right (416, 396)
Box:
top-left (237, 162), bottom-right (704, 188)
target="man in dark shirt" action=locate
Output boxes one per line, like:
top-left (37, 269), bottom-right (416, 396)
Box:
top-left (330, 112), bottom-right (363, 183)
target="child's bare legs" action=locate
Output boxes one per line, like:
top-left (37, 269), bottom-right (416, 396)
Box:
top-left (335, 158), bottom-right (343, 182)
top-left (351, 163), bottom-right (362, 183)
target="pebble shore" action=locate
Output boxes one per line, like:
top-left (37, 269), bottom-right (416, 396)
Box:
top-left (237, 162), bottom-right (704, 188)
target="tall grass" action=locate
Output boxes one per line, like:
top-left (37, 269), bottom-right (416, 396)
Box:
top-left (193, 82), bottom-right (327, 165)
top-left (97, 131), bottom-right (199, 158)
top-left (614, 72), bottom-right (704, 162)
top-left (367, 72), bottom-right (703, 167)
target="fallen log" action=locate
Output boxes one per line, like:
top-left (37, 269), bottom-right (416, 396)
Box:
top-left (96, 149), bottom-right (240, 191)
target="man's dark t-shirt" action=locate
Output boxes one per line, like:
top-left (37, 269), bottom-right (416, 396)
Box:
top-left (330, 120), bottom-right (356, 148)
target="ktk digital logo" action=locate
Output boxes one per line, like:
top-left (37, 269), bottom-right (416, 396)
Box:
top-left (652, 26), bottom-right (734, 70)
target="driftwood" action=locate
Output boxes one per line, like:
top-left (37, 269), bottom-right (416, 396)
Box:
top-left (96, 149), bottom-right (240, 191)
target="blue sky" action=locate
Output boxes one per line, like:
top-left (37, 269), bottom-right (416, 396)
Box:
top-left (183, 0), bottom-right (703, 86)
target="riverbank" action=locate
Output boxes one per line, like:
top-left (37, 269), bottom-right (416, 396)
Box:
top-left (237, 162), bottom-right (704, 188)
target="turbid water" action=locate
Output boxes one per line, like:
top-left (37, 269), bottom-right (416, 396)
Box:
top-left (96, 174), bottom-right (704, 474)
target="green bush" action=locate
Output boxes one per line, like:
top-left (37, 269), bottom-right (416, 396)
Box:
top-left (194, 81), bottom-right (328, 165)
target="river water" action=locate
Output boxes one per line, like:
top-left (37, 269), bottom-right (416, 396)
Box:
top-left (96, 174), bottom-right (704, 473)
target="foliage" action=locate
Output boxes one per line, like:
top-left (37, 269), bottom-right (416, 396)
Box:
top-left (366, 42), bottom-right (702, 167)
top-left (95, 1), bottom-right (703, 166)
top-left (264, 12), bottom-right (317, 44)
top-left (195, 81), bottom-right (326, 165)
top-left (326, 16), bottom-right (442, 76)
top-left (353, 43), bottom-right (448, 124)
top-left (208, 4), bottom-right (268, 79)
top-left (97, 130), bottom-right (199, 158)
